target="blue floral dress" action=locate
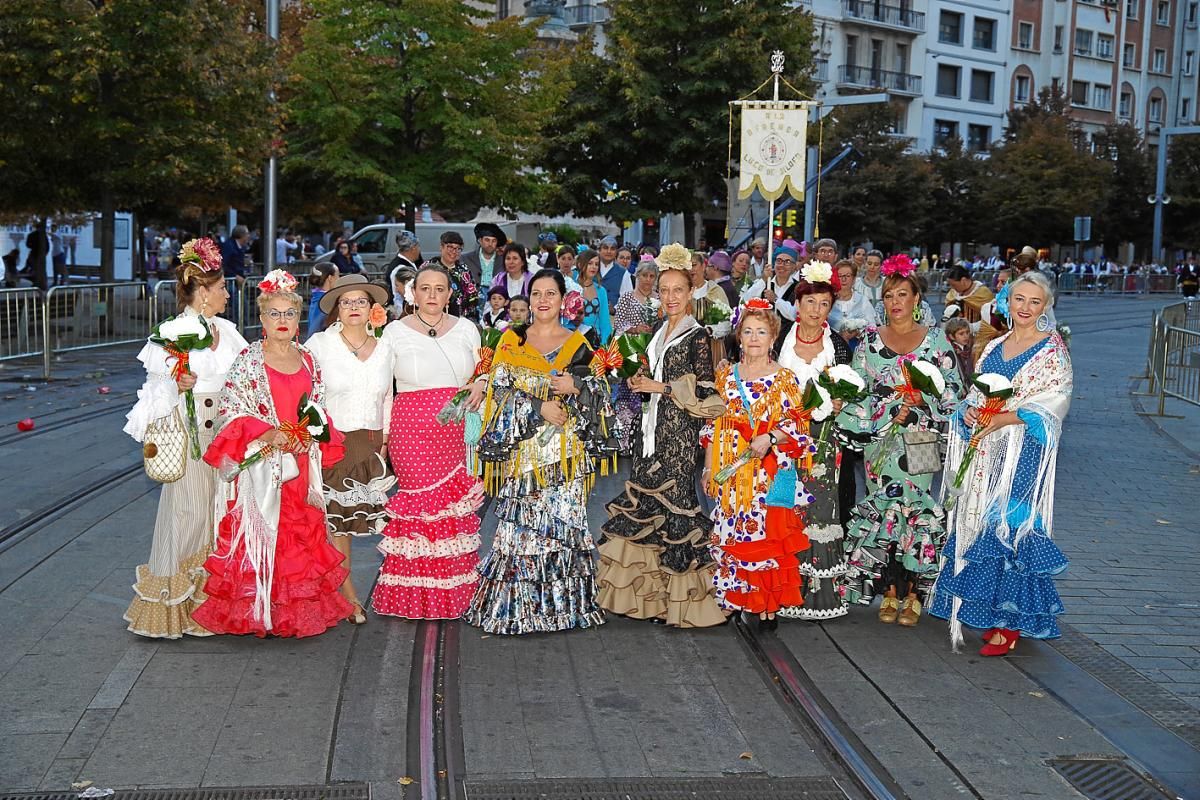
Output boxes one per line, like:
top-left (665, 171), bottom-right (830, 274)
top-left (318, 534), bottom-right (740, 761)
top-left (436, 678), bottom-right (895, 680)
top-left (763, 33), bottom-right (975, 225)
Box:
top-left (929, 337), bottom-right (1069, 638)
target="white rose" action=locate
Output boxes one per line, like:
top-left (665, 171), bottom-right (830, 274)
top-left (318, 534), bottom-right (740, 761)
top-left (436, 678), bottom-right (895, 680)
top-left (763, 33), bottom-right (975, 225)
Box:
top-left (827, 363), bottom-right (866, 391)
top-left (910, 359), bottom-right (946, 396)
top-left (812, 382), bottom-right (834, 421)
top-left (158, 314), bottom-right (206, 341)
top-left (974, 373), bottom-right (1012, 394)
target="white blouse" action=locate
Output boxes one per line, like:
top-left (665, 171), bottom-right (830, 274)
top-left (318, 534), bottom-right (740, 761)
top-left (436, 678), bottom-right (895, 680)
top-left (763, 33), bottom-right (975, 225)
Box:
top-left (123, 308), bottom-right (248, 442)
top-left (306, 324), bottom-right (395, 432)
top-left (382, 317), bottom-right (480, 393)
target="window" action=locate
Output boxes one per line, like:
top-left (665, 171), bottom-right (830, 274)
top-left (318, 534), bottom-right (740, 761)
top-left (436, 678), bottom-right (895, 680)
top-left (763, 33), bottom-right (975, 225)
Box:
top-left (1051, 77), bottom-right (1062, 94)
top-left (967, 125), bottom-right (991, 153)
top-left (1074, 29), bottom-right (1093, 55)
top-left (940, 11), bottom-right (963, 44)
top-left (1015, 74), bottom-right (1031, 103)
top-left (1071, 80), bottom-right (1090, 106)
top-left (934, 119), bottom-right (960, 147)
top-left (1123, 42), bottom-right (1137, 67)
top-left (1127, 0), bottom-right (1139, 17)
top-left (1156, 0), bottom-right (1171, 23)
top-left (845, 34), bottom-right (858, 67)
top-left (1119, 91), bottom-right (1133, 117)
top-left (1149, 96), bottom-right (1164, 122)
top-left (1186, 51), bottom-right (1195, 75)
top-left (974, 18), bottom-right (997, 50)
top-left (970, 69), bottom-right (995, 102)
top-left (1097, 34), bottom-right (1115, 59)
top-left (1094, 84), bottom-right (1112, 109)
top-left (1152, 48), bottom-right (1167, 72)
top-left (1017, 21), bottom-right (1034, 49)
top-left (1191, 1), bottom-right (1199, 22)
top-left (937, 63), bottom-right (961, 97)
top-left (1183, 98), bottom-right (1193, 120)
top-left (1053, 25), bottom-right (1064, 52)
top-left (894, 43), bottom-right (909, 74)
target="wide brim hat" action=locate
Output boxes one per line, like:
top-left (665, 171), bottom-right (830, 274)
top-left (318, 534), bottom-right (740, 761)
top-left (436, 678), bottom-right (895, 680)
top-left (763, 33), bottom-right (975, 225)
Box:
top-left (473, 222), bottom-right (508, 248)
top-left (319, 274), bottom-right (389, 314)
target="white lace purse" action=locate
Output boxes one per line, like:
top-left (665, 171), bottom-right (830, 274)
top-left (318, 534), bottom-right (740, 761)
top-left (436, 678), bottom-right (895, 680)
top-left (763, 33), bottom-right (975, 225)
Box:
top-left (143, 408), bottom-right (188, 483)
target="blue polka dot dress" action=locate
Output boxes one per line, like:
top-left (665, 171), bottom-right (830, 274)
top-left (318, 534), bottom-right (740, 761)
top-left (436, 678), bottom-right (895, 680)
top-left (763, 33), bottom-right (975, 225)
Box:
top-left (929, 337), bottom-right (1068, 639)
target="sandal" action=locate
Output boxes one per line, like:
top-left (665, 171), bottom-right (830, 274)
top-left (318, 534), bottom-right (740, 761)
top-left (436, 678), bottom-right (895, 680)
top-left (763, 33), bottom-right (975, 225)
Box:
top-left (347, 602), bottom-right (367, 625)
top-left (878, 596), bottom-right (900, 624)
top-left (897, 595), bottom-right (922, 627)
top-left (980, 628), bottom-right (1020, 656)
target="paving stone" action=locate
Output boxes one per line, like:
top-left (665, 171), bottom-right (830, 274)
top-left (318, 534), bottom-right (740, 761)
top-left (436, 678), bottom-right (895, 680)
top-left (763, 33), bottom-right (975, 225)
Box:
top-left (0, 732), bottom-right (67, 791)
top-left (202, 700), bottom-right (337, 787)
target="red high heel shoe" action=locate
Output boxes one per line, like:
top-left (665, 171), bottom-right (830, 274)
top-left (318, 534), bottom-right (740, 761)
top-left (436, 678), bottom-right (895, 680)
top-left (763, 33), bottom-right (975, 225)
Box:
top-left (980, 628), bottom-right (1020, 656)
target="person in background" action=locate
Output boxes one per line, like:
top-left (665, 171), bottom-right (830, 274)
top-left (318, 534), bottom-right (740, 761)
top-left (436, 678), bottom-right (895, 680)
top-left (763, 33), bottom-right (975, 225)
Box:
top-left (24, 220), bottom-right (49, 291)
top-left (307, 263), bottom-right (339, 338)
top-left (507, 295), bottom-right (530, 327)
top-left (708, 251), bottom-right (740, 307)
top-left (221, 224), bottom-right (251, 321)
top-left (856, 249), bottom-right (884, 307)
top-left (536, 231), bottom-right (558, 269)
top-left (617, 245), bottom-right (635, 275)
top-left (851, 245), bottom-right (867, 273)
top-left (50, 224), bottom-right (67, 286)
top-left (944, 266), bottom-right (994, 326)
top-left (748, 237), bottom-right (768, 278)
top-left (555, 245), bottom-right (583, 293)
top-left (577, 248), bottom-right (613, 343)
top-left (276, 230), bottom-right (299, 265)
top-left (463, 222), bottom-right (506, 291)
top-left (385, 230), bottom-right (422, 288)
top-left (389, 265), bottom-right (417, 320)
top-left (730, 249), bottom-right (754, 295)
top-left (945, 317), bottom-right (974, 385)
top-left (829, 259), bottom-right (877, 347)
top-left (597, 235), bottom-right (633, 308)
top-left (490, 242), bottom-right (534, 300)
top-left (331, 240), bottom-right (357, 275)
top-left (812, 238), bottom-right (839, 265)
top-left (424, 231), bottom-right (477, 317)
top-left (483, 287), bottom-right (510, 329)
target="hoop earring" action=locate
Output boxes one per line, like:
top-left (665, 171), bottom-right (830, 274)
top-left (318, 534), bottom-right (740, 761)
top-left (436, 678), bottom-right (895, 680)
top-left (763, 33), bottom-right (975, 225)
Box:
top-left (1036, 313), bottom-right (1051, 332)
top-left (913, 307), bottom-right (921, 322)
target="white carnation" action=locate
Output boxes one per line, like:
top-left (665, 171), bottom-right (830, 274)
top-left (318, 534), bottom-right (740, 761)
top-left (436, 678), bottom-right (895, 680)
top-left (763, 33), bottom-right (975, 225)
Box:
top-left (827, 364), bottom-right (865, 391)
top-left (158, 315), bottom-right (206, 341)
top-left (910, 359), bottom-right (946, 396)
top-left (974, 373), bottom-right (1012, 393)
top-left (812, 382), bottom-right (834, 421)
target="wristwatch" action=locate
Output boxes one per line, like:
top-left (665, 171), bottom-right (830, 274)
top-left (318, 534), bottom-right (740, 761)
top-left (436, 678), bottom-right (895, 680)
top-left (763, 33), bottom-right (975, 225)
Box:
top-left (767, 431), bottom-right (778, 446)
top-left (661, 383), bottom-right (673, 397)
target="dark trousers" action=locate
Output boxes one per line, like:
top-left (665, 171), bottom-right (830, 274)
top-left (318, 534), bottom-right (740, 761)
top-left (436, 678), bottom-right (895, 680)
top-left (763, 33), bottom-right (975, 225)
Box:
top-left (838, 447), bottom-right (863, 530)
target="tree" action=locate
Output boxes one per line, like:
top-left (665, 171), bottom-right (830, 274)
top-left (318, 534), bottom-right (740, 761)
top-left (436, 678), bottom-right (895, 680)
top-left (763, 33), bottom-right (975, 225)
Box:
top-left (0, 0), bottom-right (278, 280)
top-left (541, 0), bottom-right (814, 243)
top-left (810, 101), bottom-right (936, 250)
top-left (282, 0), bottom-right (568, 228)
top-left (1091, 123), bottom-right (1153, 253)
top-left (980, 108), bottom-right (1106, 249)
top-left (926, 137), bottom-right (986, 257)
top-left (1165, 134), bottom-right (1200, 252)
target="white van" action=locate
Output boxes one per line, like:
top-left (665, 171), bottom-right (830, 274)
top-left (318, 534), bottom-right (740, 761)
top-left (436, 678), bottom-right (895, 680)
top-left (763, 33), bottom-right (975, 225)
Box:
top-left (314, 222), bottom-right (541, 272)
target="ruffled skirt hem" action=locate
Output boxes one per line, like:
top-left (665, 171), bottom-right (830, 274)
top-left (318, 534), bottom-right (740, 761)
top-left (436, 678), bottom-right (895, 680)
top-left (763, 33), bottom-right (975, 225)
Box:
top-left (124, 550), bottom-right (213, 639)
top-left (596, 537), bottom-right (725, 628)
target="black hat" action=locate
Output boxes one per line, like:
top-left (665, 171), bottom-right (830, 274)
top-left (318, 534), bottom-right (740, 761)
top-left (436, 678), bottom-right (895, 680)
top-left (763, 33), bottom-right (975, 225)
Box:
top-left (473, 222), bottom-right (508, 248)
top-left (486, 286), bottom-right (509, 301)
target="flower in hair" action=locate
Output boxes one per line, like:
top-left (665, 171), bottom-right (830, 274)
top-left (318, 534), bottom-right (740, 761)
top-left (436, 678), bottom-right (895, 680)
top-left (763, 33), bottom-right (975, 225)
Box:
top-left (744, 297), bottom-right (773, 311)
top-left (800, 259), bottom-right (836, 288)
top-left (880, 254), bottom-right (917, 278)
top-left (655, 242), bottom-right (692, 273)
top-left (258, 269), bottom-right (298, 295)
top-left (178, 238), bottom-right (222, 272)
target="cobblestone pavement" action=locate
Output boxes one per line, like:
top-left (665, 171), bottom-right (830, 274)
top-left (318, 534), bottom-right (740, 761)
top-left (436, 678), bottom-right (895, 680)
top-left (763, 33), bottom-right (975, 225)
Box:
top-left (1049, 296), bottom-right (1200, 718)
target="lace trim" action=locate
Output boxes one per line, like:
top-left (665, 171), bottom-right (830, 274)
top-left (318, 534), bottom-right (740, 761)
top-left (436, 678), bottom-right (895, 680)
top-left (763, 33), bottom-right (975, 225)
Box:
top-left (388, 482), bottom-right (485, 522)
top-left (326, 475), bottom-right (396, 508)
top-left (376, 571), bottom-right (479, 589)
top-left (395, 463), bottom-right (468, 494)
top-left (804, 523), bottom-right (844, 544)
top-left (778, 605), bottom-right (849, 619)
top-left (378, 533), bottom-right (482, 559)
top-left (799, 564), bottom-right (848, 579)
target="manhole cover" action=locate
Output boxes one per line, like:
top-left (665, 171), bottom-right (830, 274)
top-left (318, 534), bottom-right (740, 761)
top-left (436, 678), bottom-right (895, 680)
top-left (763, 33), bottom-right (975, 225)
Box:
top-left (463, 776), bottom-right (848, 800)
top-left (1048, 758), bottom-right (1173, 800)
top-left (0, 785), bottom-right (370, 800)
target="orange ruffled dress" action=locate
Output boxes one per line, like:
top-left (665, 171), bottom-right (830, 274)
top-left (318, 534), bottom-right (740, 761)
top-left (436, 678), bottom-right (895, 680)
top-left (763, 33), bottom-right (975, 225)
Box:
top-left (194, 364), bottom-right (351, 637)
top-left (704, 365), bottom-right (813, 614)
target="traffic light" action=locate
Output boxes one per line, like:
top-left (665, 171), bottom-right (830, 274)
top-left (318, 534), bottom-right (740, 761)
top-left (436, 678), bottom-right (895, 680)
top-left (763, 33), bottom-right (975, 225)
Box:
top-left (773, 216), bottom-right (782, 228)
top-left (773, 227), bottom-right (785, 241)
top-left (785, 209), bottom-right (797, 228)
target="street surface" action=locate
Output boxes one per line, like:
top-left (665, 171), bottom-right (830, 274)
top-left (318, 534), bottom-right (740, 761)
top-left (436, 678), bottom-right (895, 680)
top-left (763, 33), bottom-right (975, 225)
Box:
top-left (0, 294), bottom-right (1196, 800)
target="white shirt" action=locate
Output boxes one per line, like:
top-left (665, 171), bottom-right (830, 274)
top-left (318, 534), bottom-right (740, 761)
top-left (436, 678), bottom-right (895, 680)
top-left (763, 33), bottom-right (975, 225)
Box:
top-left (306, 325), bottom-right (394, 432)
top-left (599, 261), bottom-right (634, 296)
top-left (854, 274), bottom-right (884, 305)
top-left (383, 317), bottom-right (480, 393)
top-left (742, 274), bottom-right (798, 320)
top-left (828, 292), bottom-right (878, 332)
top-left (692, 281), bottom-right (731, 338)
top-left (276, 237), bottom-right (299, 264)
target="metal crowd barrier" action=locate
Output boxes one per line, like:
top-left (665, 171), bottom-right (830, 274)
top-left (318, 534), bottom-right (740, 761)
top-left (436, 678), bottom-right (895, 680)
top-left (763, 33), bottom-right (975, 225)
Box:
top-left (40, 282), bottom-right (153, 378)
top-left (0, 288), bottom-right (46, 363)
top-left (1055, 272), bottom-right (1178, 295)
top-left (1135, 301), bottom-right (1200, 415)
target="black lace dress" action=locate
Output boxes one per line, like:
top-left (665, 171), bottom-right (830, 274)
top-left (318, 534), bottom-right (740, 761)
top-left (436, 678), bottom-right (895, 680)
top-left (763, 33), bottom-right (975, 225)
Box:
top-left (597, 322), bottom-right (726, 627)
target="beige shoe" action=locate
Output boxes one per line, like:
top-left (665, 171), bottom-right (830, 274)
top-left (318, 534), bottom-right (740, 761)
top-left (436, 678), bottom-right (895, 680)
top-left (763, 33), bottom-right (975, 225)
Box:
top-left (878, 596), bottom-right (900, 624)
top-left (898, 596), bottom-right (922, 627)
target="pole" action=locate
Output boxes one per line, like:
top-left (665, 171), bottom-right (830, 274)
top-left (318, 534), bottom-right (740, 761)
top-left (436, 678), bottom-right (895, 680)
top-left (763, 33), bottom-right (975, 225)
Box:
top-left (1152, 131), bottom-right (1168, 267)
top-left (263, 0), bottom-right (280, 272)
top-left (765, 51), bottom-right (783, 263)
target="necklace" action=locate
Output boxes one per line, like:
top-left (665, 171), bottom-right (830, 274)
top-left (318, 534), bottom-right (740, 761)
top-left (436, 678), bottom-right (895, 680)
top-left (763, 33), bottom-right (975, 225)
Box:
top-left (795, 324), bottom-right (825, 344)
top-left (415, 312), bottom-right (445, 337)
top-left (340, 329), bottom-right (369, 355)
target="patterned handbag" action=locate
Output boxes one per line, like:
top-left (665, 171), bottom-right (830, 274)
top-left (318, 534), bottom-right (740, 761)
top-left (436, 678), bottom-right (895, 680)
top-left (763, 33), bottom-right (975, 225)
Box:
top-left (143, 408), bottom-right (188, 483)
top-left (902, 429), bottom-right (942, 475)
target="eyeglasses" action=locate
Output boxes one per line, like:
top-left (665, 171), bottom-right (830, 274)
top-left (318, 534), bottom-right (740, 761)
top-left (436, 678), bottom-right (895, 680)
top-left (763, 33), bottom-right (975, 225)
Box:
top-left (338, 298), bottom-right (370, 309)
top-left (265, 310), bottom-right (299, 320)
top-left (775, 258), bottom-right (795, 266)
top-left (442, 243), bottom-right (463, 251)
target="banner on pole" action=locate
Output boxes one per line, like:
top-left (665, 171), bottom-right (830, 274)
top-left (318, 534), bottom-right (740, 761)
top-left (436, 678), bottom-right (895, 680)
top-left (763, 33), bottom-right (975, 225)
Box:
top-left (737, 101), bottom-right (811, 202)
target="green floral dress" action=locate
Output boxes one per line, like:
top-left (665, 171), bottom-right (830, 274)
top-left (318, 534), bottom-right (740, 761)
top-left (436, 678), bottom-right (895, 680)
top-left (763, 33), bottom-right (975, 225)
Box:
top-left (838, 326), bottom-right (962, 604)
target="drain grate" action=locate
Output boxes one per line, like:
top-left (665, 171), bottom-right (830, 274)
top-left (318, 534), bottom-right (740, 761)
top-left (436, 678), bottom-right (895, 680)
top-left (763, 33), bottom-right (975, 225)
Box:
top-left (1048, 757), bottom-right (1173, 800)
top-left (463, 776), bottom-right (848, 800)
top-left (0, 784), bottom-right (371, 800)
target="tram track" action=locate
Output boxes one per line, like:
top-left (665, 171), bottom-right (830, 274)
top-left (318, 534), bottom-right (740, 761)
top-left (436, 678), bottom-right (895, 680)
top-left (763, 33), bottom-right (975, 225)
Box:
top-left (0, 400), bottom-right (131, 447)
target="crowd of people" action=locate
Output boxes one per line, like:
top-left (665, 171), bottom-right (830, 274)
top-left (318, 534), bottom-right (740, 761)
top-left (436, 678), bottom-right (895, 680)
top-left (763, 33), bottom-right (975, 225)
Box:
top-left (121, 230), bottom-right (1075, 658)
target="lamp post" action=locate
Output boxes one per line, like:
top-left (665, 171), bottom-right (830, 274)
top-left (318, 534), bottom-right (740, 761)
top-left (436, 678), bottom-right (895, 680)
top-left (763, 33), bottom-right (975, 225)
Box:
top-left (1149, 127), bottom-right (1200, 267)
top-left (263, 0), bottom-right (280, 272)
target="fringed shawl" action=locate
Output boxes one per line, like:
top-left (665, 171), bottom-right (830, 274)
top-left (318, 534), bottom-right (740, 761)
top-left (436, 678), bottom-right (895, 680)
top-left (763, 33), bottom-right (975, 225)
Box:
top-left (940, 330), bottom-right (1072, 648)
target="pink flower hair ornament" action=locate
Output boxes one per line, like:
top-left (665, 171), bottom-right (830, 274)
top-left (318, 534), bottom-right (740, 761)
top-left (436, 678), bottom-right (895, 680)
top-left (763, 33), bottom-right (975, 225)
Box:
top-left (258, 269), bottom-right (298, 295)
top-left (880, 254), bottom-right (917, 278)
top-left (178, 238), bottom-right (223, 273)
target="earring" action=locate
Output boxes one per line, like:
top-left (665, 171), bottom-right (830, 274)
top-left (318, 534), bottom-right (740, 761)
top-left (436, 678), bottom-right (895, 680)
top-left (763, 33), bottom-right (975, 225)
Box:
top-left (201, 298), bottom-right (209, 317)
top-left (913, 307), bottom-right (921, 322)
top-left (1036, 313), bottom-right (1051, 332)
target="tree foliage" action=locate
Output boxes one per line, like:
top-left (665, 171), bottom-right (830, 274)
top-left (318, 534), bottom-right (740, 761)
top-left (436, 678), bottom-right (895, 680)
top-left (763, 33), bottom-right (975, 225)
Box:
top-left (541, 0), bottom-right (814, 235)
top-left (1091, 123), bottom-right (1153, 250)
top-left (1165, 134), bottom-right (1200, 251)
top-left (926, 137), bottom-right (986, 254)
top-left (282, 0), bottom-right (569, 225)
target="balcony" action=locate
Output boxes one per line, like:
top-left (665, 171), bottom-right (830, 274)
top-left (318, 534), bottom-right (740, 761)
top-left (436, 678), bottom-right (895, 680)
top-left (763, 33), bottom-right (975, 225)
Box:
top-left (841, 0), bottom-right (925, 34)
top-left (563, 3), bottom-right (610, 27)
top-left (814, 58), bottom-right (830, 82)
top-left (837, 64), bottom-right (922, 96)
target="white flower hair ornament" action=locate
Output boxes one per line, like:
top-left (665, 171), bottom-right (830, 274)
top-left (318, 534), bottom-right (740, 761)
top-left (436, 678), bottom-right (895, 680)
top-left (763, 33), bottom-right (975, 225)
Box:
top-left (259, 269), bottom-right (298, 295)
top-left (800, 259), bottom-right (834, 286)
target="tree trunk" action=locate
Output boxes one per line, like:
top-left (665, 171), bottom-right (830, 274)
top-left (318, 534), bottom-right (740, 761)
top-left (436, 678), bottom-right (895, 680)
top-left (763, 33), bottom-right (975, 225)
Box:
top-left (405, 199), bottom-right (417, 232)
top-left (99, 188), bottom-right (115, 283)
top-left (685, 211), bottom-right (700, 248)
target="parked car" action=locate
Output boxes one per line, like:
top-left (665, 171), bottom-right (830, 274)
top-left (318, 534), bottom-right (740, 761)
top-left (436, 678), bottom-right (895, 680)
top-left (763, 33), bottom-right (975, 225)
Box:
top-left (313, 222), bottom-right (541, 272)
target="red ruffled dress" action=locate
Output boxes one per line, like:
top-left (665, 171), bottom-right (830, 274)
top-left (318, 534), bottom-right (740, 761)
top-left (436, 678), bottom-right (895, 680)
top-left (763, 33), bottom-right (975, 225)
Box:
top-left (194, 365), bottom-right (352, 638)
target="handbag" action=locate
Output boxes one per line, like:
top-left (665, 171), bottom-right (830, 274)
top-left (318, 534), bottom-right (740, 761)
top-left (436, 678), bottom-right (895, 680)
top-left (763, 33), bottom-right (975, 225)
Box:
top-left (765, 465), bottom-right (798, 509)
top-left (902, 429), bottom-right (942, 475)
top-left (463, 410), bottom-right (483, 446)
top-left (143, 408), bottom-right (187, 483)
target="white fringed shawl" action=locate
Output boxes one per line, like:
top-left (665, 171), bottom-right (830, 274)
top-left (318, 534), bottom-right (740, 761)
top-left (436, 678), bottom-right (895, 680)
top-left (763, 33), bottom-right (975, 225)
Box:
top-left (939, 330), bottom-right (1073, 650)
